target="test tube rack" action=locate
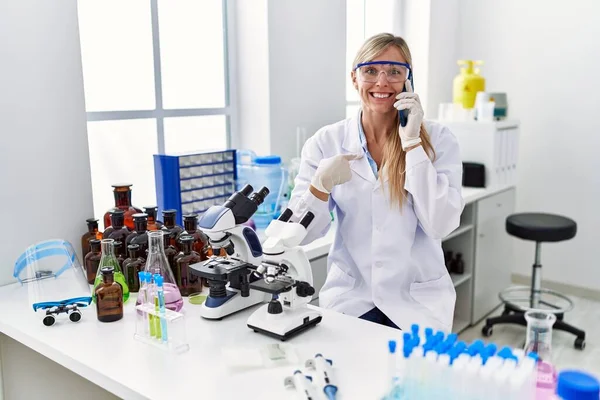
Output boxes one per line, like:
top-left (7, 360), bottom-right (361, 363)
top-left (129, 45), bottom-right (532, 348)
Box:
top-left (382, 325), bottom-right (538, 400)
top-left (153, 149), bottom-right (237, 225)
top-left (134, 303), bottom-right (190, 354)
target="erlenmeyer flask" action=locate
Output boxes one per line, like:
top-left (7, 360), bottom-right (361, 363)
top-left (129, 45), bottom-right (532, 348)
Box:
top-left (524, 310), bottom-right (556, 362)
top-left (137, 231), bottom-right (183, 312)
top-left (93, 239), bottom-right (130, 303)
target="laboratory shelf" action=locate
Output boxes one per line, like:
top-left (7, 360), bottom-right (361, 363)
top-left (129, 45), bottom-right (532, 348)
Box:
top-left (443, 223), bottom-right (474, 242)
top-left (451, 273), bottom-right (472, 288)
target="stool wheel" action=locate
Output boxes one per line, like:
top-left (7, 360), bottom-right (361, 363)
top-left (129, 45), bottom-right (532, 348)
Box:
top-left (481, 325), bottom-right (493, 337)
top-left (574, 337), bottom-right (586, 350)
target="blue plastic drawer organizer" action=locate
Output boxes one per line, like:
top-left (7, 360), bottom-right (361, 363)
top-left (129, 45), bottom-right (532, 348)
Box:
top-left (154, 150), bottom-right (237, 225)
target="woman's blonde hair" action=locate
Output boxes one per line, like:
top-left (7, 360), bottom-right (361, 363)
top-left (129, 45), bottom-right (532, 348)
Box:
top-left (352, 33), bottom-right (436, 209)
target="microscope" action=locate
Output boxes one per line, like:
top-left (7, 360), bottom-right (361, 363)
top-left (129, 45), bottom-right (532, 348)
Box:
top-left (190, 184), bottom-right (270, 320)
top-left (246, 208), bottom-right (323, 341)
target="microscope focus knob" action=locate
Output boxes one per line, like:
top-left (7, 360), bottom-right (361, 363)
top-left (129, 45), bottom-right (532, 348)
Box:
top-left (296, 282), bottom-right (315, 298)
top-left (267, 299), bottom-right (283, 314)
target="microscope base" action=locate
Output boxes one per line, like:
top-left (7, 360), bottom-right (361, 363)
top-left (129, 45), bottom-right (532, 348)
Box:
top-left (200, 289), bottom-right (268, 320)
top-left (247, 305), bottom-right (322, 341)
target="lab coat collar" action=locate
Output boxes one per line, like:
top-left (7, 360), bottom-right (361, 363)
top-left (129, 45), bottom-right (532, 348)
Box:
top-left (342, 111), bottom-right (377, 184)
top-left (343, 109), bottom-right (390, 185)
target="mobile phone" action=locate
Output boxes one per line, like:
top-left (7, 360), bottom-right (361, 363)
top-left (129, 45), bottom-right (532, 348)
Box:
top-left (399, 75), bottom-right (414, 128)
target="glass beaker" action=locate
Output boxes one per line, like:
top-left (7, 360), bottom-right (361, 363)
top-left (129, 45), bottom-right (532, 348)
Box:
top-left (136, 231), bottom-right (183, 312)
top-left (524, 310), bottom-right (556, 361)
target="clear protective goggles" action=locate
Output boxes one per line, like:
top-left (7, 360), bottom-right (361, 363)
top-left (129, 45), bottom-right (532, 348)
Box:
top-left (354, 61), bottom-right (412, 83)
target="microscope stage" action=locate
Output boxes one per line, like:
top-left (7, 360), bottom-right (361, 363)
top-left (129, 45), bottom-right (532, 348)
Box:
top-left (190, 257), bottom-right (252, 280)
top-left (249, 278), bottom-right (295, 294)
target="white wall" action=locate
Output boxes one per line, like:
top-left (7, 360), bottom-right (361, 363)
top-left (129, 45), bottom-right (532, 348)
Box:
top-left (0, 0), bottom-right (93, 286)
top-left (233, 0), bottom-right (347, 163)
top-left (445, 0), bottom-right (600, 290)
top-left (231, 0), bottom-right (271, 156)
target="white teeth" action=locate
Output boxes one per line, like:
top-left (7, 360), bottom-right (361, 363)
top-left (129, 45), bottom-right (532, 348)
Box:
top-left (372, 93), bottom-right (391, 98)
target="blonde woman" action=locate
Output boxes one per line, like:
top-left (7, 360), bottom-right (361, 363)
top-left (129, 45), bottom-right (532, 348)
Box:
top-left (288, 33), bottom-right (464, 332)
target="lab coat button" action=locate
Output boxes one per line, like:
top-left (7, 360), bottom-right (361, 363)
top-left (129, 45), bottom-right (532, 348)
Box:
top-left (375, 261), bottom-right (383, 268)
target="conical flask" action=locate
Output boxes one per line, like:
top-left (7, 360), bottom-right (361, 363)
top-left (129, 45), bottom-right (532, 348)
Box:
top-left (136, 231), bottom-right (183, 312)
top-left (93, 239), bottom-right (130, 303)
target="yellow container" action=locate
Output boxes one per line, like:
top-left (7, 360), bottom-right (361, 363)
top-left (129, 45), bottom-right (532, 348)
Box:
top-left (453, 60), bottom-right (485, 109)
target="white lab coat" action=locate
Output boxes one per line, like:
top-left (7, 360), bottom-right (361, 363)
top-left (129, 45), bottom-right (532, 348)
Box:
top-left (288, 113), bottom-right (465, 332)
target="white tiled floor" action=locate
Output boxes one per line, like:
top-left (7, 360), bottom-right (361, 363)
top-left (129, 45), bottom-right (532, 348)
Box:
top-left (459, 296), bottom-right (600, 378)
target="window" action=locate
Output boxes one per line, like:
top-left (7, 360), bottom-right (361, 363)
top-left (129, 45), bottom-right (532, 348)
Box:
top-left (346, 0), bottom-right (396, 118)
top-left (78, 0), bottom-right (233, 222)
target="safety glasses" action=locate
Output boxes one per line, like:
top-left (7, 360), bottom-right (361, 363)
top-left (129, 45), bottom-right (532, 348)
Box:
top-left (354, 61), bottom-right (412, 83)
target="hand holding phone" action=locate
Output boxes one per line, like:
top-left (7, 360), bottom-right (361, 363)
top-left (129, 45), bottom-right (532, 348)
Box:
top-left (394, 79), bottom-right (424, 150)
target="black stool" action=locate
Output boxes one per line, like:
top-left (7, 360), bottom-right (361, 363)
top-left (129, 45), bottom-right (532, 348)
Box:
top-left (481, 212), bottom-right (586, 350)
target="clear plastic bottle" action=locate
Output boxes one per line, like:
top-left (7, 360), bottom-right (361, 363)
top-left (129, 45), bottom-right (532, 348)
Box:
top-left (93, 239), bottom-right (130, 303)
top-left (136, 231), bottom-right (183, 312)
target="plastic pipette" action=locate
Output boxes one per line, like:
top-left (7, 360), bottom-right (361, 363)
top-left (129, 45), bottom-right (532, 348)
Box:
top-left (284, 370), bottom-right (314, 400)
top-left (305, 354), bottom-right (337, 400)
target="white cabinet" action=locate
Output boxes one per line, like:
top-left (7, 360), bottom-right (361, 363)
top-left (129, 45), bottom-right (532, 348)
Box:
top-left (443, 120), bottom-right (520, 188)
top-left (472, 188), bottom-right (516, 323)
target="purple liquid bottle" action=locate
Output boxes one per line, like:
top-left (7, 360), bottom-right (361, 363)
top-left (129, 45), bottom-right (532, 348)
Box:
top-left (136, 230), bottom-right (183, 312)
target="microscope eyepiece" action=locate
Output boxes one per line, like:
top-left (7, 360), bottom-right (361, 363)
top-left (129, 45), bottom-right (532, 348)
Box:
top-left (240, 184), bottom-right (254, 197)
top-left (278, 208), bottom-right (293, 222)
top-left (249, 186), bottom-right (270, 206)
top-left (299, 211), bottom-right (315, 228)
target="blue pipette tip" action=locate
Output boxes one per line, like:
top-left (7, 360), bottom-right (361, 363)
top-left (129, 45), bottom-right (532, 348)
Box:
top-left (388, 340), bottom-right (397, 354)
top-left (425, 327), bottom-right (433, 337)
top-left (403, 332), bottom-right (412, 343)
top-left (485, 343), bottom-right (498, 357)
top-left (433, 331), bottom-right (444, 345)
top-left (154, 274), bottom-right (164, 286)
top-left (527, 352), bottom-right (540, 362)
top-left (323, 384), bottom-right (338, 400)
top-left (446, 333), bottom-right (458, 345)
top-left (498, 346), bottom-right (514, 359)
top-left (411, 324), bottom-right (419, 334)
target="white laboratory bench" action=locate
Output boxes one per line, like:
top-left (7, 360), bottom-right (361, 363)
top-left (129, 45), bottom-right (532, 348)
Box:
top-left (0, 284), bottom-right (397, 400)
top-left (0, 184), bottom-right (516, 400)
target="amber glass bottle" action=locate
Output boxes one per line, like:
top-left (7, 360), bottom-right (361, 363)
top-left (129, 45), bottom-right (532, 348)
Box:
top-left (84, 239), bottom-right (102, 284)
top-left (95, 266), bottom-right (124, 322)
top-left (180, 214), bottom-right (209, 260)
top-left (81, 218), bottom-right (102, 258)
top-left (114, 241), bottom-right (126, 270)
top-left (103, 210), bottom-right (130, 243)
top-left (163, 231), bottom-right (178, 277)
top-left (144, 206), bottom-right (163, 231)
top-left (123, 244), bottom-right (145, 293)
top-left (125, 213), bottom-right (149, 256)
top-left (174, 235), bottom-right (203, 296)
top-left (103, 184), bottom-right (142, 230)
top-left (161, 209), bottom-right (183, 249)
